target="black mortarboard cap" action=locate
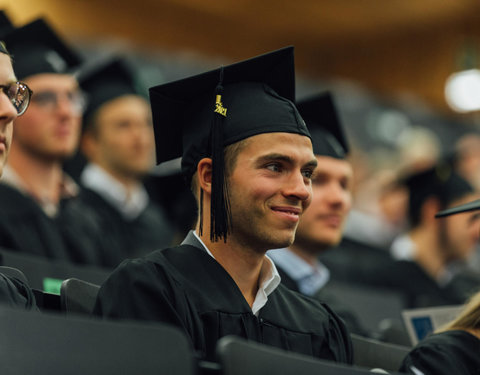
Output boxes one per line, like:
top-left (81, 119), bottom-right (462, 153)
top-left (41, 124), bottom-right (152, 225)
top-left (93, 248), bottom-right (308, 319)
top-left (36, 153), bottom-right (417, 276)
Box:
top-left (1, 18), bottom-right (82, 79)
top-left (149, 46), bottom-right (310, 242)
top-left (296, 92), bottom-right (348, 158)
top-left (401, 162), bottom-right (474, 223)
top-left (79, 57), bottom-right (140, 128)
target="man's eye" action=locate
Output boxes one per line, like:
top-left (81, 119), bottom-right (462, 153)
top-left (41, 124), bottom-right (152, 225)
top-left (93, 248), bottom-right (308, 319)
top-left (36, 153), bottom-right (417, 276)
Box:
top-left (266, 163), bottom-right (281, 172)
top-left (34, 92), bottom-right (56, 104)
top-left (302, 169), bottom-right (314, 179)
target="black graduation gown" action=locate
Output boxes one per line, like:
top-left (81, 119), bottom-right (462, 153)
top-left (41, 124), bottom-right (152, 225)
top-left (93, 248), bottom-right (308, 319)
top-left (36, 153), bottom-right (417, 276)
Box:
top-left (0, 184), bottom-right (105, 265)
top-left (361, 260), bottom-right (470, 308)
top-left (399, 330), bottom-right (480, 375)
top-left (276, 266), bottom-right (368, 336)
top-left (94, 234), bottom-right (353, 363)
top-left (0, 273), bottom-right (37, 310)
top-left (77, 188), bottom-right (174, 267)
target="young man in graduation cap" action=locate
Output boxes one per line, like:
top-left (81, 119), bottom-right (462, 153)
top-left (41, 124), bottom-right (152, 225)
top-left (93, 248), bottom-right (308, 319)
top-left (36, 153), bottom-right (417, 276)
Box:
top-left (267, 93), bottom-right (367, 334)
top-left (0, 18), bottom-right (107, 265)
top-left (72, 57), bottom-right (174, 266)
top-left (94, 47), bottom-right (353, 363)
top-left (364, 162), bottom-right (480, 308)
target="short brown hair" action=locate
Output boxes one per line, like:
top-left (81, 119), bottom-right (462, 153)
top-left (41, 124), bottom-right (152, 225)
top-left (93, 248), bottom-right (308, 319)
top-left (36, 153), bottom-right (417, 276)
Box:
top-left (190, 137), bottom-right (250, 200)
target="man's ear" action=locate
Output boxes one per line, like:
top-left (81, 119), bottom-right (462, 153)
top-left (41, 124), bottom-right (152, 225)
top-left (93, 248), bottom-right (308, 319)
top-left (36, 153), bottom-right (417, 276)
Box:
top-left (422, 196), bottom-right (442, 224)
top-left (80, 132), bottom-right (97, 160)
top-left (197, 158), bottom-right (213, 194)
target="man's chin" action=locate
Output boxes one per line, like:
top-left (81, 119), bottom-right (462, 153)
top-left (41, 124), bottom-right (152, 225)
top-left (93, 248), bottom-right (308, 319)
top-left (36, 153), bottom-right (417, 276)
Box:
top-left (270, 232), bottom-right (296, 249)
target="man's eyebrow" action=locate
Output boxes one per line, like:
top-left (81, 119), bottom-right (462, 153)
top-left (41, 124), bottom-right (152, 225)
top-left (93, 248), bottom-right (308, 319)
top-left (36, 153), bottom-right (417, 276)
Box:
top-left (256, 153), bottom-right (318, 168)
top-left (256, 153), bottom-right (294, 164)
top-left (305, 158), bottom-right (318, 169)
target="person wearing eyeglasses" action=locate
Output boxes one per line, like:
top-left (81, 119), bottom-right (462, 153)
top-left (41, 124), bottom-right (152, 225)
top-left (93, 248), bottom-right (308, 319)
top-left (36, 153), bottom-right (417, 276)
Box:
top-left (0, 18), bottom-right (108, 266)
top-left (0, 33), bottom-right (37, 309)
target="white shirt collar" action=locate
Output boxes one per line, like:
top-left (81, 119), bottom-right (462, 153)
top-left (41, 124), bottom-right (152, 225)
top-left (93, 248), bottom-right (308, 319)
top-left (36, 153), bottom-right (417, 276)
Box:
top-left (390, 233), bottom-right (454, 286)
top-left (81, 163), bottom-right (149, 220)
top-left (1, 165), bottom-right (79, 217)
top-left (390, 233), bottom-right (416, 260)
top-left (192, 231), bottom-right (281, 315)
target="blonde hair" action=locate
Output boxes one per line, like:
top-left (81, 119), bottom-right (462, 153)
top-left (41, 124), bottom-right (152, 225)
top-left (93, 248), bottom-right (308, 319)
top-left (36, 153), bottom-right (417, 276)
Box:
top-left (436, 289), bottom-right (480, 332)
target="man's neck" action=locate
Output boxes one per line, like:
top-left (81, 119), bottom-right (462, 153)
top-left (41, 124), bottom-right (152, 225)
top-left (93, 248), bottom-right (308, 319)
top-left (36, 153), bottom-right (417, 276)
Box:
top-left (8, 150), bottom-right (64, 204)
top-left (93, 162), bottom-right (140, 193)
top-left (409, 226), bottom-right (446, 280)
top-left (288, 243), bottom-right (323, 267)
top-left (197, 229), bottom-right (265, 308)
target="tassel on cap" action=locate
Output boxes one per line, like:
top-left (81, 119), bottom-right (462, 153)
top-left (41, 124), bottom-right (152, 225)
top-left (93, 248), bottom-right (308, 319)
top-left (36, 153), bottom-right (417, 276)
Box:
top-left (206, 67), bottom-right (232, 242)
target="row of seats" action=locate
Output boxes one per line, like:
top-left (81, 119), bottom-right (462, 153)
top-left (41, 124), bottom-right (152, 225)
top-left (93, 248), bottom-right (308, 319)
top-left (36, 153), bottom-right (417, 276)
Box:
top-left (0, 246), bottom-right (414, 344)
top-left (56, 277), bottom-right (413, 373)
top-left (0, 306), bottom-right (408, 375)
top-left (0, 247), bottom-right (412, 373)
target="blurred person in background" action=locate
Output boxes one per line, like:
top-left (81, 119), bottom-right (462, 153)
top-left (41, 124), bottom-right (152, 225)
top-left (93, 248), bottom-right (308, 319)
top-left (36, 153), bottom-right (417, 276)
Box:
top-left (344, 126), bottom-right (440, 249)
top-left (451, 133), bottom-right (480, 191)
top-left (0, 18), bottom-right (107, 266)
top-left (76, 57), bottom-right (174, 266)
top-left (364, 162), bottom-right (480, 308)
top-left (268, 93), bottom-right (365, 334)
top-left (448, 133), bottom-right (480, 277)
top-left (399, 288), bottom-right (480, 375)
top-left (0, 14), bottom-right (37, 309)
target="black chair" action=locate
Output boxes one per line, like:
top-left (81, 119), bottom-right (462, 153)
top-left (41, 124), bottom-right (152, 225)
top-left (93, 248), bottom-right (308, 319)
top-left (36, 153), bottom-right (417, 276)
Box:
top-left (0, 265), bottom-right (29, 284)
top-left (0, 265), bottom-right (61, 311)
top-left (60, 278), bottom-right (101, 316)
top-left (351, 333), bottom-right (411, 372)
top-left (216, 335), bottom-right (404, 375)
top-left (0, 307), bottom-right (195, 375)
top-left (320, 237), bottom-right (393, 284)
top-left (0, 247), bottom-right (111, 293)
top-left (318, 281), bottom-right (407, 337)
top-left (375, 317), bottom-right (411, 346)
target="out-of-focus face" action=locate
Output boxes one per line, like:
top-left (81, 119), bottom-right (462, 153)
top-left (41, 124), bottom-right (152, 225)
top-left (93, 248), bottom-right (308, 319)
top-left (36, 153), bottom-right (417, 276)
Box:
top-left (0, 53), bottom-right (18, 175)
top-left (226, 132), bottom-right (317, 252)
top-left (83, 95), bottom-right (155, 180)
top-left (294, 155), bottom-right (353, 252)
top-left (442, 193), bottom-right (480, 262)
top-left (12, 73), bottom-right (82, 161)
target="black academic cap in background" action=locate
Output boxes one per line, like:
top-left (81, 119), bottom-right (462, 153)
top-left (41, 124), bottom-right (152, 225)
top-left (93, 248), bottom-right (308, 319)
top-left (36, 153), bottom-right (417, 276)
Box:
top-left (0, 10), bottom-right (14, 36)
top-left (435, 199), bottom-right (480, 218)
top-left (1, 18), bottom-right (82, 79)
top-left (149, 46), bottom-right (310, 242)
top-left (0, 10), bottom-right (14, 55)
top-left (296, 92), bottom-right (349, 158)
top-left (402, 161), bottom-right (474, 221)
top-left (79, 57), bottom-right (141, 128)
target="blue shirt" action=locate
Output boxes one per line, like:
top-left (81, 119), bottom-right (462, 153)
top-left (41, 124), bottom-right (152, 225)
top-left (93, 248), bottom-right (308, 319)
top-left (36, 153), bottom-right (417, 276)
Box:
top-left (267, 248), bottom-right (330, 296)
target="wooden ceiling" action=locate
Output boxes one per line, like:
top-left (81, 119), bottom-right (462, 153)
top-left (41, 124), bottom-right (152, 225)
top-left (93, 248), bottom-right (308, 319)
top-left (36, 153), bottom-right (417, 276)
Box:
top-left (4, 0), bottom-right (480, 118)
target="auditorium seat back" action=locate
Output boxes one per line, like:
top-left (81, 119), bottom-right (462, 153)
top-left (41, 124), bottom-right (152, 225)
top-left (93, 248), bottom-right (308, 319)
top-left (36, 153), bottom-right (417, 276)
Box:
top-left (60, 277), bottom-right (100, 316)
top-left (0, 307), bottom-right (195, 375)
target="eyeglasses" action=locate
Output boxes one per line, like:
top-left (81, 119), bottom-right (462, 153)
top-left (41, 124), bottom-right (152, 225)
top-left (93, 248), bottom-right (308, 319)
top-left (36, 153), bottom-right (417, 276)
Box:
top-left (30, 90), bottom-right (87, 114)
top-left (0, 81), bottom-right (33, 116)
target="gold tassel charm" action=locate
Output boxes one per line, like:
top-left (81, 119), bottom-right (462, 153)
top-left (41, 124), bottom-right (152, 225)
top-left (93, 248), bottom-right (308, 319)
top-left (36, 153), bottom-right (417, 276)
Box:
top-left (214, 94), bottom-right (227, 117)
